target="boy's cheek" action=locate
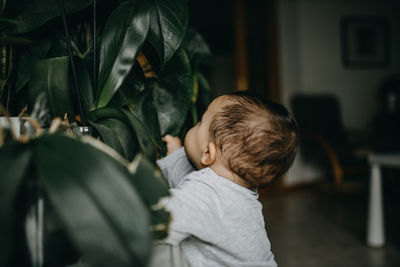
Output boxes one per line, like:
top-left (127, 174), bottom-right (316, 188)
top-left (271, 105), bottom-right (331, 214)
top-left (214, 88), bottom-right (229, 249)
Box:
top-left (183, 131), bottom-right (198, 166)
top-left (183, 127), bottom-right (193, 148)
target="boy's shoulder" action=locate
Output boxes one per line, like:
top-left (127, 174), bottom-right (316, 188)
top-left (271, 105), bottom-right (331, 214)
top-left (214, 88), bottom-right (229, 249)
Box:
top-left (180, 167), bottom-right (231, 190)
top-left (179, 168), bottom-right (260, 203)
top-left (177, 168), bottom-right (221, 197)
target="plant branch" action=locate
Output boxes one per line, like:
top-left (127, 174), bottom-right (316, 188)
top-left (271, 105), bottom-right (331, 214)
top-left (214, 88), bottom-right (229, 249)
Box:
top-left (59, 0), bottom-right (86, 126)
top-left (93, 0), bottom-right (97, 101)
top-left (70, 40), bottom-right (84, 58)
top-left (5, 45), bottom-right (12, 113)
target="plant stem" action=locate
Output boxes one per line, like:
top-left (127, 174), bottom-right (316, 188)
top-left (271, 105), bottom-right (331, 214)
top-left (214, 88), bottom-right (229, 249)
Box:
top-left (93, 0), bottom-right (97, 99)
top-left (191, 102), bottom-right (198, 125)
top-left (191, 73), bottom-right (199, 125)
top-left (0, 0), bottom-right (6, 17)
top-left (59, 0), bottom-right (86, 126)
top-left (0, 45), bottom-right (6, 104)
top-left (6, 45), bottom-right (12, 113)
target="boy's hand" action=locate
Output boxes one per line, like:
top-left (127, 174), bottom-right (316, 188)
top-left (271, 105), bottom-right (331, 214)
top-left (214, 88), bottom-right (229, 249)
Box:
top-left (162, 135), bottom-right (182, 155)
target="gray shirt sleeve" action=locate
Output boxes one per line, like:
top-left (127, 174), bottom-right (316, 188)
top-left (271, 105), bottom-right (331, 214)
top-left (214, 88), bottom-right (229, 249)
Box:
top-left (156, 147), bottom-right (195, 188)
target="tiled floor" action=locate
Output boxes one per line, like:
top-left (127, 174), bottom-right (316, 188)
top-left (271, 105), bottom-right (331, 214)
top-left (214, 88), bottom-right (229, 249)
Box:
top-left (261, 180), bottom-right (400, 267)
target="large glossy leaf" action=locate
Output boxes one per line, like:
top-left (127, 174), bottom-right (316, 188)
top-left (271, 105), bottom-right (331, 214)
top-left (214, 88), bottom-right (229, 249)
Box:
top-left (107, 69), bottom-right (162, 149)
top-left (113, 49), bottom-right (192, 149)
top-left (108, 69), bottom-right (146, 108)
top-left (6, 0), bottom-right (93, 34)
top-left (14, 40), bottom-right (51, 93)
top-left (129, 155), bottom-right (169, 207)
top-left (96, 0), bottom-right (150, 108)
top-left (147, 0), bottom-right (189, 66)
top-left (34, 134), bottom-right (152, 267)
top-left (0, 142), bottom-right (32, 267)
top-left (183, 28), bottom-right (212, 65)
top-left (46, 33), bottom-right (70, 58)
top-left (196, 72), bottom-right (213, 115)
top-left (182, 28), bottom-right (213, 71)
top-left (75, 59), bottom-right (94, 115)
top-left (128, 87), bottom-right (164, 154)
top-left (153, 49), bottom-right (193, 136)
top-left (0, 0), bottom-right (5, 17)
top-left (79, 135), bottom-right (170, 240)
top-left (121, 108), bottom-right (160, 161)
top-left (29, 56), bottom-right (76, 119)
top-left (89, 107), bottom-right (157, 161)
top-left (90, 118), bottom-right (138, 161)
top-left (0, 32), bottom-right (33, 45)
top-left (128, 154), bottom-right (170, 240)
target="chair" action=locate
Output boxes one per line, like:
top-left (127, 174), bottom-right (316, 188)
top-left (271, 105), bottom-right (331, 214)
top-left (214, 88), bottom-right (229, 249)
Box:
top-left (291, 94), bottom-right (369, 189)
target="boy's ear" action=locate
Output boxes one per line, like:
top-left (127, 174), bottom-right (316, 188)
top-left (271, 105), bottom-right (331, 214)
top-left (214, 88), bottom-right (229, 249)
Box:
top-left (201, 142), bottom-right (217, 166)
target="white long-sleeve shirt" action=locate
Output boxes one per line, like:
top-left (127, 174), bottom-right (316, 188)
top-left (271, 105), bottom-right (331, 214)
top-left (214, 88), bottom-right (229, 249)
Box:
top-left (156, 147), bottom-right (277, 267)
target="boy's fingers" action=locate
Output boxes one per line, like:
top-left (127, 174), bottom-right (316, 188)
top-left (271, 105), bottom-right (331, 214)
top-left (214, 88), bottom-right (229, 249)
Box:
top-left (162, 135), bottom-right (182, 155)
top-left (162, 135), bottom-right (170, 142)
top-left (163, 135), bottom-right (175, 142)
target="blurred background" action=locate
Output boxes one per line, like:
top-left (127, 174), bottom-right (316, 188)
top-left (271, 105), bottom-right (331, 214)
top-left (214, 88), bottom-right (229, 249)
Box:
top-left (189, 0), bottom-right (400, 266)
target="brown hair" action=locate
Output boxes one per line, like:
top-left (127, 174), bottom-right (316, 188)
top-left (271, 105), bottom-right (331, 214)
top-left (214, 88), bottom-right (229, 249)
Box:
top-left (209, 92), bottom-right (298, 188)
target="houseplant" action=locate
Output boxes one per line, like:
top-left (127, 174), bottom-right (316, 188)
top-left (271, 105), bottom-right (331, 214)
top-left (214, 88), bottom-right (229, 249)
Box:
top-left (0, 0), bottom-right (213, 161)
top-left (0, 119), bottom-right (170, 267)
top-left (0, 0), bottom-right (213, 266)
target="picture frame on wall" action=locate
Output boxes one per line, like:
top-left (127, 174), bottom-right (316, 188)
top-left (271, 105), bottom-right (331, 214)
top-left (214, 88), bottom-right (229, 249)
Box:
top-left (340, 16), bottom-right (390, 68)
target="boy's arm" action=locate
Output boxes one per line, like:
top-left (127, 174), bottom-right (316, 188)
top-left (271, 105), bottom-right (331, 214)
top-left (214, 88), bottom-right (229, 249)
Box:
top-left (156, 135), bottom-right (195, 188)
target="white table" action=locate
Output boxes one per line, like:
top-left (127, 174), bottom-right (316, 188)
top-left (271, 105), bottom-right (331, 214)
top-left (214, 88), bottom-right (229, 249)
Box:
top-left (367, 153), bottom-right (400, 247)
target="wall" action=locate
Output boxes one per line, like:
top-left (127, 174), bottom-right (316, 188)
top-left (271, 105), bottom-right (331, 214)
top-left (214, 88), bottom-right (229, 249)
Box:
top-left (278, 0), bottom-right (400, 185)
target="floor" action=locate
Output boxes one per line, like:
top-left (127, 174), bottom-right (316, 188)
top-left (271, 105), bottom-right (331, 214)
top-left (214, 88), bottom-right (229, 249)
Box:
top-left (261, 178), bottom-right (400, 267)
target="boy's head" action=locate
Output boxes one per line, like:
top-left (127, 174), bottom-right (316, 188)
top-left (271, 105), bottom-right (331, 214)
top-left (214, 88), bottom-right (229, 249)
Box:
top-left (184, 92), bottom-right (298, 188)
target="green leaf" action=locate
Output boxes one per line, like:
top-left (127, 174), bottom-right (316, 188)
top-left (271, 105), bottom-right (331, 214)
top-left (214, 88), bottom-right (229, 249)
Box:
top-left (181, 72), bottom-right (213, 133)
top-left (153, 49), bottom-right (193, 136)
top-left (0, 0), bottom-right (6, 17)
top-left (108, 69), bottom-right (163, 151)
top-left (0, 45), bottom-right (12, 105)
top-left (120, 108), bottom-right (158, 161)
top-left (14, 40), bottom-right (51, 93)
top-left (46, 33), bottom-right (70, 58)
top-left (128, 87), bottom-right (164, 154)
top-left (147, 0), bottom-right (189, 66)
top-left (0, 142), bottom-right (32, 267)
top-left (128, 154), bottom-right (170, 240)
top-left (182, 28), bottom-right (213, 71)
top-left (0, 32), bottom-right (33, 45)
top-left (96, 1), bottom-right (150, 108)
top-left (196, 72), bottom-right (213, 114)
top-left (6, 0), bottom-right (93, 34)
top-left (89, 107), bottom-right (157, 161)
top-left (34, 134), bottom-right (152, 267)
top-left (112, 49), bottom-right (192, 149)
top-left (90, 118), bottom-right (138, 161)
top-left (29, 56), bottom-right (76, 119)
top-left (75, 59), bottom-right (94, 115)
top-left (129, 155), bottom-right (169, 207)
top-left (108, 69), bottom-right (146, 108)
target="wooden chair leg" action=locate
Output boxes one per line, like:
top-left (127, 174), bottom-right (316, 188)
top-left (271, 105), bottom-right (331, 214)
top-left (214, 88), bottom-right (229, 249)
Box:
top-left (313, 134), bottom-right (344, 189)
top-left (333, 165), bottom-right (344, 190)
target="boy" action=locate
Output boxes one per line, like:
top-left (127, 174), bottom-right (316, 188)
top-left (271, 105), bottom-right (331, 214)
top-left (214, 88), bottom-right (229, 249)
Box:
top-left (157, 92), bottom-right (298, 266)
